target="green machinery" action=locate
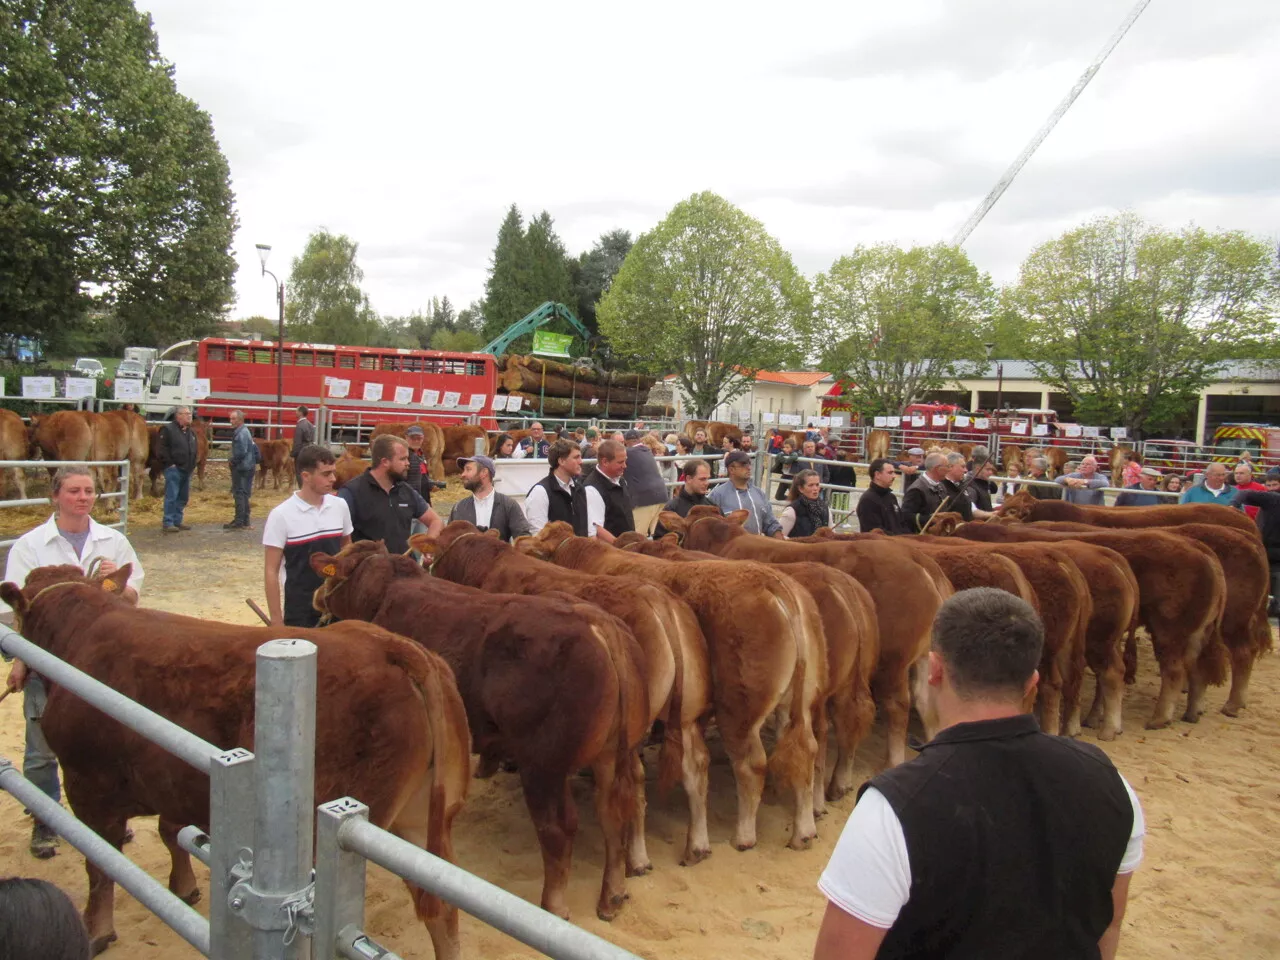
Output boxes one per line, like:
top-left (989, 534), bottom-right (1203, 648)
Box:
top-left (481, 302), bottom-right (607, 359)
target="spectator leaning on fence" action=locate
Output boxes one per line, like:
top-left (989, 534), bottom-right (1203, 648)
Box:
top-left (157, 405), bottom-right (197, 533)
top-left (623, 429), bottom-right (671, 536)
top-left (3, 465), bottom-right (143, 859)
top-left (1056, 455), bottom-right (1110, 506)
top-left (1180, 462), bottom-right (1232, 505)
top-left (653, 458), bottom-right (718, 540)
top-left (514, 422), bottom-right (550, 459)
top-left (1114, 467), bottom-right (1165, 507)
top-left (1024, 457), bottom-right (1063, 500)
top-left (858, 458), bottom-right (909, 535)
top-left (709, 449), bottom-right (783, 538)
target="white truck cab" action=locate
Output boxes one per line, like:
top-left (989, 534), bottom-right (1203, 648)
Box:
top-left (143, 360), bottom-right (198, 415)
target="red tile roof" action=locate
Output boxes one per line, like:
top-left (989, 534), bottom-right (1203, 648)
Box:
top-left (662, 370), bottom-right (830, 386)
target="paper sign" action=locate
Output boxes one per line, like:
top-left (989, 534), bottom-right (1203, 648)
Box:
top-left (762, 412), bottom-right (776, 423)
top-left (420, 389), bottom-right (440, 406)
top-left (327, 377), bottom-right (350, 399)
top-left (186, 378), bottom-right (210, 400)
top-left (974, 417), bottom-right (990, 430)
top-left (491, 395), bottom-right (507, 411)
top-left (114, 378), bottom-right (143, 401)
top-left (953, 415), bottom-right (970, 427)
top-left (1011, 420), bottom-right (1028, 435)
top-left (509, 394), bottom-right (524, 409)
top-left (363, 382), bottom-right (384, 402)
top-left (22, 377), bottom-right (55, 399)
top-left (442, 391), bottom-right (462, 408)
top-left (887, 416), bottom-right (901, 427)
top-left (910, 416), bottom-right (926, 428)
top-left (588, 396), bottom-right (599, 406)
top-left (830, 416), bottom-right (845, 428)
top-left (468, 393), bottom-right (486, 410)
top-left (1032, 423), bottom-right (1049, 437)
top-left (874, 416), bottom-right (887, 427)
top-left (64, 377), bottom-right (96, 399)
top-left (394, 386), bottom-right (414, 404)
top-left (819, 417), bottom-right (831, 427)
top-left (1111, 427), bottom-right (1128, 440)
top-left (807, 418), bottom-right (819, 428)
top-left (1064, 424), bottom-right (1082, 438)
top-left (931, 415), bottom-right (947, 427)
top-left (1082, 426), bottom-right (1099, 439)
top-left (0, 376), bottom-right (5, 397)
top-left (780, 413), bottom-right (801, 426)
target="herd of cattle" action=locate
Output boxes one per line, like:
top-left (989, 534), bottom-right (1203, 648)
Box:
top-left (0, 458), bottom-right (1270, 957)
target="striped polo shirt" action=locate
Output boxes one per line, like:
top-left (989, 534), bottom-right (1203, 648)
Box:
top-left (262, 493), bottom-right (352, 627)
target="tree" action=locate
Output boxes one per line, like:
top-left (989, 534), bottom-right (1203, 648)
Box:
top-left (1015, 213), bottom-right (1280, 435)
top-left (811, 244), bottom-right (993, 417)
top-left (430, 328), bottom-right (484, 352)
top-left (598, 191), bottom-right (811, 418)
top-left (481, 206), bottom-right (577, 351)
top-left (0, 1), bottom-right (237, 349)
top-left (456, 300), bottom-right (485, 334)
top-left (285, 230), bottom-right (376, 345)
top-left (572, 229), bottom-right (633, 334)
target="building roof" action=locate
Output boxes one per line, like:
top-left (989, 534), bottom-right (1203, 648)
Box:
top-left (664, 370), bottom-right (832, 387)
top-left (969, 360), bottom-right (1280, 383)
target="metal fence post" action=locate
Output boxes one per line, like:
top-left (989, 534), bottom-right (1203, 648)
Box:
top-left (250, 639), bottom-right (317, 960)
top-left (118, 460), bottom-right (130, 535)
top-left (210, 747), bottom-right (256, 960)
top-left (313, 798), bottom-right (369, 960)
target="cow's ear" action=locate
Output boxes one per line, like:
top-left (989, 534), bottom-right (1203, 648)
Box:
top-left (310, 552), bottom-right (339, 578)
top-left (408, 534), bottom-right (439, 560)
top-left (100, 564), bottom-right (132, 595)
top-left (659, 533), bottom-right (680, 544)
top-left (657, 511), bottom-right (687, 534)
top-left (726, 509), bottom-right (750, 526)
top-left (485, 528), bottom-right (501, 539)
top-left (0, 582), bottom-right (26, 616)
top-left (814, 526), bottom-right (832, 537)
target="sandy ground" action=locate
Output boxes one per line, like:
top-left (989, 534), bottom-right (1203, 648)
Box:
top-left (0, 474), bottom-right (1277, 959)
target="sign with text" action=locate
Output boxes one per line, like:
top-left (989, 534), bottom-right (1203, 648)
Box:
top-left (1032, 423), bottom-right (1049, 436)
top-left (887, 416), bottom-right (901, 427)
top-left (362, 382), bottom-right (384, 402)
top-left (531, 330), bottom-right (573, 358)
top-left (1010, 420), bottom-right (1028, 435)
top-left (910, 416), bottom-right (926, 428)
top-left (974, 417), bottom-right (989, 430)
top-left (420, 389), bottom-right (440, 406)
top-left (64, 377), bottom-right (96, 399)
top-left (953, 415), bottom-right (970, 428)
top-left (442, 391), bottom-right (462, 408)
top-left (113, 378), bottom-right (143, 401)
top-left (874, 416), bottom-right (887, 427)
top-left (762, 412), bottom-right (776, 423)
top-left (393, 386), bottom-right (414, 404)
top-left (931, 414), bottom-right (947, 427)
top-left (830, 416), bottom-right (845, 427)
top-left (468, 393), bottom-right (486, 410)
top-left (326, 377), bottom-right (350, 399)
top-left (186, 378), bottom-right (210, 400)
top-left (819, 416), bottom-right (831, 427)
top-left (1082, 426), bottom-right (1100, 439)
top-left (22, 377), bottom-right (55, 399)
top-left (1110, 427), bottom-right (1128, 440)
top-left (1064, 424), bottom-right (1082, 438)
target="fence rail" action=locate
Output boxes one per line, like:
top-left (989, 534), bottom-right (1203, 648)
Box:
top-left (0, 459), bottom-right (129, 549)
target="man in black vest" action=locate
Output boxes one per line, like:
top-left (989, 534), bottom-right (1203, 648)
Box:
top-left (524, 439), bottom-right (588, 536)
top-left (582, 438), bottom-right (634, 543)
top-left (653, 458), bottom-right (717, 540)
top-left (814, 587), bottom-right (1144, 960)
top-left (856, 458), bottom-right (909, 535)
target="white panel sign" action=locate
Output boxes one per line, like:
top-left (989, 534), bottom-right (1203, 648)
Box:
top-left (362, 382), bottom-right (384, 402)
top-left (508, 394), bottom-right (524, 410)
top-left (186, 378), bottom-right (210, 400)
top-left (420, 389), bottom-right (440, 406)
top-left (64, 377), bottom-right (96, 399)
top-left (442, 391), bottom-right (462, 408)
top-left (974, 417), bottom-right (990, 430)
top-left (887, 416), bottom-right (901, 427)
top-left (953, 415), bottom-right (970, 427)
top-left (910, 416), bottom-right (926, 428)
top-left (873, 416), bottom-right (887, 427)
top-left (931, 414), bottom-right (947, 427)
top-left (22, 377), bottom-right (55, 399)
top-left (819, 417), bottom-right (831, 427)
top-left (1011, 420), bottom-right (1028, 435)
top-left (830, 416), bottom-right (845, 427)
top-left (1082, 426), bottom-right (1100, 439)
top-left (393, 386), bottom-right (414, 404)
top-left (1110, 427), bottom-right (1128, 440)
top-left (1032, 423), bottom-right (1049, 436)
top-left (762, 412), bottom-right (776, 423)
top-left (114, 378), bottom-right (143, 401)
top-left (327, 377), bottom-right (350, 399)
top-left (1064, 424), bottom-right (1082, 438)
top-left (0, 376), bottom-right (5, 397)
top-left (491, 394), bottom-right (507, 411)
top-left (468, 393), bottom-right (486, 410)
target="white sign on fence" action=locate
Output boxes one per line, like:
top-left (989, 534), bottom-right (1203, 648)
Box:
top-left (64, 377), bottom-right (96, 399)
top-left (1064, 424), bottom-right (1082, 438)
top-left (491, 395), bottom-right (506, 411)
top-left (874, 416), bottom-right (887, 427)
top-left (830, 415), bottom-right (845, 427)
top-left (468, 393), bottom-right (486, 410)
top-left (393, 386), bottom-right (414, 404)
top-left (778, 413), bottom-right (799, 426)
top-left (508, 394), bottom-right (524, 410)
top-left (931, 415), bottom-right (947, 427)
top-left (1111, 427), bottom-right (1128, 440)
top-left (762, 412), bottom-right (776, 423)
top-left (1082, 426), bottom-right (1099, 438)
top-left (974, 417), bottom-right (990, 430)
top-left (0, 376), bottom-right (5, 397)
top-left (186, 378), bottom-right (211, 400)
top-left (819, 416), bottom-right (831, 427)
top-left (22, 377), bottom-right (55, 399)
top-left (363, 382), bottom-right (384, 402)
top-left (953, 415), bottom-right (970, 427)
top-left (1032, 423), bottom-right (1049, 436)
top-left (910, 416), bottom-right (926, 428)
top-left (1011, 420), bottom-right (1028, 435)
top-left (442, 391), bottom-right (462, 408)
top-left (887, 416), bottom-right (901, 427)
top-left (327, 377), bottom-right (350, 399)
top-left (113, 378), bottom-right (143, 401)
top-left (421, 389), bottom-right (440, 406)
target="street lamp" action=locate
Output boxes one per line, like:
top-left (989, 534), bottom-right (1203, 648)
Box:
top-left (256, 243), bottom-right (285, 438)
top-left (984, 343), bottom-right (1004, 426)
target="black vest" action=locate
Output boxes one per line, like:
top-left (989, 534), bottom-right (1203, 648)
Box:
top-left (863, 714), bottom-right (1133, 960)
top-left (788, 496), bottom-right (829, 538)
top-left (584, 467), bottom-right (635, 537)
top-left (535, 473), bottom-right (588, 537)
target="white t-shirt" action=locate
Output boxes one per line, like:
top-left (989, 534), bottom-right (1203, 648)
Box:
top-left (261, 493), bottom-right (353, 589)
top-left (819, 778), bottom-right (1146, 929)
top-left (3, 514), bottom-right (145, 612)
top-left (471, 489), bottom-right (495, 529)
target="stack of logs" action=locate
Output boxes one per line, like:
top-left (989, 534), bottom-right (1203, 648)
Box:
top-left (498, 354), bottom-right (674, 418)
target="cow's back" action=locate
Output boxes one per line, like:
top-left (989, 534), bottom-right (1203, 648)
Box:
top-left (33, 409), bottom-right (93, 461)
top-left (0, 408), bottom-right (28, 459)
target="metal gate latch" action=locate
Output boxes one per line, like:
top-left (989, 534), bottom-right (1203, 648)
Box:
top-left (226, 849), bottom-right (316, 942)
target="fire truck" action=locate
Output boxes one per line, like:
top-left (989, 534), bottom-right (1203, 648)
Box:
top-left (143, 338), bottom-right (500, 441)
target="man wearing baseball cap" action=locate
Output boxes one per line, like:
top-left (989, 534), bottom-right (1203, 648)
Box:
top-left (708, 449), bottom-right (784, 538)
top-left (449, 454), bottom-right (531, 542)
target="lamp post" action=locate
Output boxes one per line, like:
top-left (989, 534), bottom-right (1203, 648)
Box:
top-left (256, 244), bottom-right (285, 439)
top-left (984, 343), bottom-right (1004, 427)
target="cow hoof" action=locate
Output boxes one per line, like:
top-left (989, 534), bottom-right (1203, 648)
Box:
top-left (826, 782), bottom-right (852, 802)
top-left (626, 861), bottom-right (653, 878)
top-left (1144, 718), bottom-right (1173, 730)
top-left (1096, 728), bottom-right (1119, 742)
top-left (1220, 702), bottom-right (1242, 718)
top-left (1182, 710), bottom-right (1203, 724)
top-left (179, 887), bottom-right (201, 906)
top-left (596, 893), bottom-right (629, 922)
top-left (90, 932), bottom-right (118, 955)
top-left (733, 839), bottom-right (757, 852)
top-left (680, 847), bottom-right (712, 867)
top-left (789, 833), bottom-right (816, 851)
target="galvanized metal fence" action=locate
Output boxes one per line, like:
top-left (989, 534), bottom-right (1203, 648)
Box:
top-left (0, 459), bottom-right (130, 549)
top-left (0, 627), bottom-right (643, 960)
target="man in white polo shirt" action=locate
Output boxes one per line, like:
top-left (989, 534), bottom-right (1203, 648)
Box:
top-left (262, 444), bottom-right (352, 628)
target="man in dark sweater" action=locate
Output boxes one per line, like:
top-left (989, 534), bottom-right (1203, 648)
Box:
top-left (856, 458), bottom-right (908, 535)
top-left (815, 588), bottom-right (1144, 960)
top-left (157, 406), bottom-right (198, 533)
top-left (1235, 466), bottom-right (1280, 619)
top-left (653, 459), bottom-right (717, 539)
top-left (623, 429), bottom-right (670, 535)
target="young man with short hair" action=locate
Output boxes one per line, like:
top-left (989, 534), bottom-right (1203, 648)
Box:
top-left (263, 444), bottom-right (352, 628)
top-left (337, 434), bottom-right (442, 553)
top-left (524, 439), bottom-right (587, 535)
top-left (814, 588), bottom-right (1144, 960)
top-left (449, 455), bottom-right (531, 542)
top-left (857, 458), bottom-right (908, 535)
top-left (653, 458), bottom-right (717, 539)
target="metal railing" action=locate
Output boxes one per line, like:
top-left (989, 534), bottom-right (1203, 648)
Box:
top-left (0, 459), bottom-right (129, 549)
top-left (0, 628), bottom-right (644, 960)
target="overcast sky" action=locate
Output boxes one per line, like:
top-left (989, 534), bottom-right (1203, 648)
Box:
top-left (143, 0), bottom-right (1280, 322)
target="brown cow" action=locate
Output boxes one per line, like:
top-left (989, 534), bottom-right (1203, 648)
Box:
top-left (30, 410), bottom-right (94, 488)
top-left (999, 490), bottom-right (1259, 539)
top-left (441, 424), bottom-right (487, 475)
top-left (100, 409), bottom-right (148, 500)
top-left (669, 506), bottom-right (951, 768)
top-left (334, 454), bottom-right (369, 490)
top-left (254, 438), bottom-right (292, 490)
top-left (77, 411), bottom-right (132, 506)
top-left (864, 428), bottom-right (890, 462)
top-left (0, 564), bottom-right (471, 959)
top-left (0, 408), bottom-right (30, 500)
top-left (955, 523), bottom-right (1228, 729)
top-left (369, 422), bottom-right (445, 479)
top-left (619, 533), bottom-right (879, 804)
top-left (682, 420), bottom-right (742, 446)
top-left (416, 523), bottom-right (714, 865)
top-left (310, 540), bottom-right (648, 921)
top-left (517, 522), bottom-right (824, 852)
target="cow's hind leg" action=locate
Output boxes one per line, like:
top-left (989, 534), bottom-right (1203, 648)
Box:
top-left (877, 665), bottom-right (913, 769)
top-left (388, 773), bottom-right (461, 960)
top-left (12, 466), bottom-right (26, 502)
top-left (720, 719), bottom-right (767, 852)
top-left (1147, 658), bottom-right (1186, 730)
top-left (678, 720), bottom-right (711, 866)
top-left (1222, 643), bottom-right (1258, 718)
top-left (157, 818), bottom-right (201, 905)
top-left (625, 751), bottom-right (651, 878)
top-left (827, 683), bottom-right (875, 801)
top-left (81, 815), bottom-right (130, 954)
top-left (520, 772), bottom-right (577, 920)
top-left (591, 752), bottom-right (631, 920)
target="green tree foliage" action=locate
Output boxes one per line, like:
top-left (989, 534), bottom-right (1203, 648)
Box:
top-left (1015, 213), bottom-right (1280, 435)
top-left (481, 206), bottom-right (576, 351)
top-left (811, 244), bottom-right (992, 417)
top-left (430, 328), bottom-right (484, 352)
top-left (598, 191), bottom-right (810, 418)
top-left (0, 1), bottom-right (237, 351)
top-left (571, 229), bottom-right (632, 334)
top-left (285, 230), bottom-right (377, 345)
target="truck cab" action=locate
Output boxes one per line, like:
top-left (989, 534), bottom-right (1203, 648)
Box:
top-left (143, 359), bottom-right (197, 415)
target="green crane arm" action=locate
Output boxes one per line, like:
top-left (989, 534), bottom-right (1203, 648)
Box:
top-left (482, 302), bottom-right (595, 356)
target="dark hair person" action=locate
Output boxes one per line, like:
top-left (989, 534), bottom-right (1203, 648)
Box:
top-left (0, 877), bottom-right (91, 960)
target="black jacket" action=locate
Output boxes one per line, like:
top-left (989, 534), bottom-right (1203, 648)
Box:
top-left (966, 478), bottom-right (996, 513)
top-left (623, 444), bottom-right (669, 507)
top-left (1236, 489), bottom-right (1280, 562)
top-left (448, 491), bottom-right (531, 543)
top-left (1025, 473), bottom-right (1063, 500)
top-left (856, 482), bottom-right (909, 535)
top-left (653, 488), bottom-right (718, 540)
top-left (534, 473), bottom-right (588, 537)
top-left (157, 420), bottom-right (197, 472)
top-left (901, 474), bottom-right (973, 532)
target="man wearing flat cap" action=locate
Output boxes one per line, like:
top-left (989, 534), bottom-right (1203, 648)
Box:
top-left (1115, 466), bottom-right (1165, 507)
top-left (449, 455), bottom-right (531, 542)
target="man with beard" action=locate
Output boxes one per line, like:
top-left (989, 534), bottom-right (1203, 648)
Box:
top-left (448, 454), bottom-right (531, 542)
top-left (337, 433), bottom-right (442, 554)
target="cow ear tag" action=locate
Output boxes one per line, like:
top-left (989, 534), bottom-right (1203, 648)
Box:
top-left (102, 579), bottom-right (119, 593)
top-left (322, 564), bottom-right (337, 577)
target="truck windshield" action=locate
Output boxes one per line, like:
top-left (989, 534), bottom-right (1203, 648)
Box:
top-left (154, 365), bottom-right (181, 387)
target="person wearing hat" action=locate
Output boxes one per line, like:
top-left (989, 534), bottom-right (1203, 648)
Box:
top-left (895, 447), bottom-right (926, 482)
top-left (448, 454), bottom-right (531, 542)
top-left (708, 449), bottom-right (784, 538)
top-left (622, 429), bottom-right (670, 535)
top-left (1115, 466), bottom-right (1165, 507)
top-left (1235, 467), bottom-right (1280, 620)
top-left (402, 425), bottom-right (433, 504)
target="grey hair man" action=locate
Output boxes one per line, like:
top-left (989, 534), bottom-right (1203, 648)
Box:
top-left (901, 452), bottom-right (963, 531)
top-left (226, 409), bottom-right (259, 530)
top-left (1057, 455), bottom-right (1109, 506)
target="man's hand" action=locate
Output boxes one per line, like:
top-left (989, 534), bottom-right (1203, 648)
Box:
top-left (6, 659), bottom-right (28, 693)
top-left (97, 560), bottom-right (118, 577)
top-left (772, 529), bottom-right (786, 539)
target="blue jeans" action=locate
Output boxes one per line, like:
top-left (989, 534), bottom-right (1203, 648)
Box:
top-left (163, 466), bottom-right (191, 528)
top-left (23, 675), bottom-right (60, 806)
top-left (231, 467), bottom-right (255, 525)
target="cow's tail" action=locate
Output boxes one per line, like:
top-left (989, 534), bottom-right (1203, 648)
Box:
top-left (651, 600), bottom-right (686, 800)
top-left (765, 573), bottom-right (821, 792)
top-left (1194, 550), bottom-right (1230, 687)
top-left (600, 616), bottom-right (643, 830)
